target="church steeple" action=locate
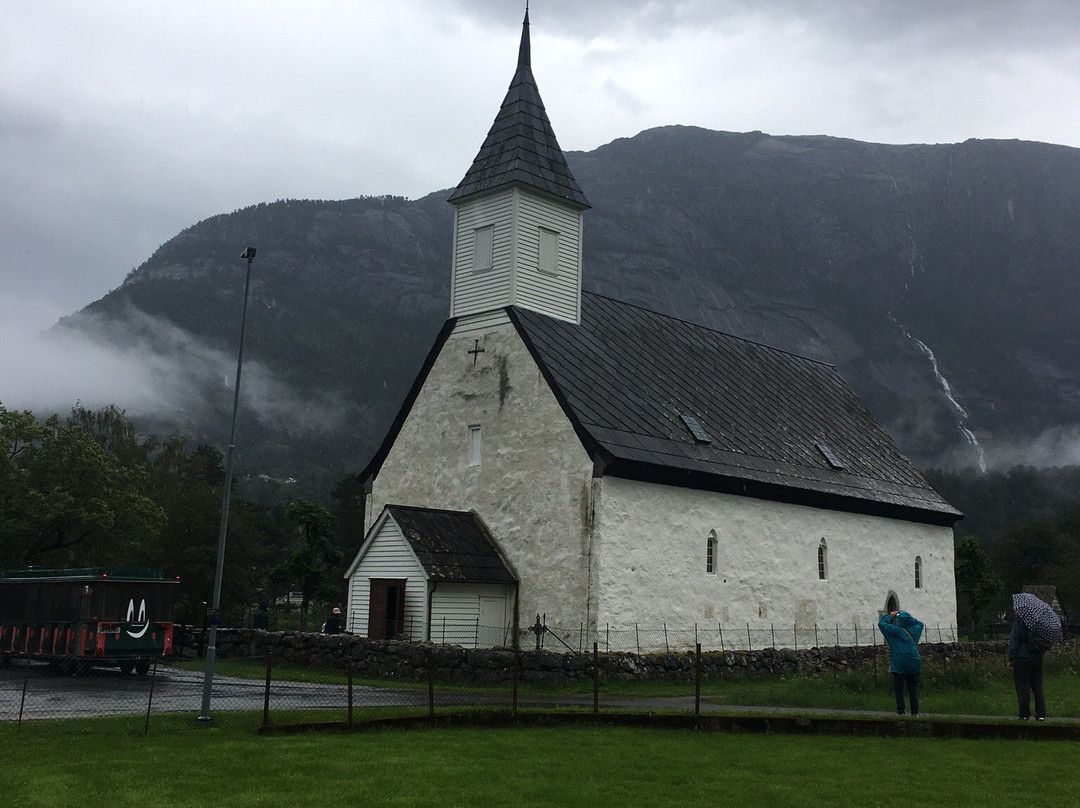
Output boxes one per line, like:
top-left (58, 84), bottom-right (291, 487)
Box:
top-left (448, 8), bottom-right (589, 209)
top-left (448, 8), bottom-right (589, 327)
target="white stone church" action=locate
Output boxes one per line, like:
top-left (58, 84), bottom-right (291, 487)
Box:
top-left (344, 11), bottom-right (961, 649)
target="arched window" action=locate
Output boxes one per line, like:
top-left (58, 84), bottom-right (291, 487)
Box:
top-left (817, 539), bottom-right (828, 580)
top-left (706, 531), bottom-right (717, 574)
top-left (914, 556), bottom-right (923, 589)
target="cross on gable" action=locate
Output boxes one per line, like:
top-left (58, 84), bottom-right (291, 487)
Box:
top-left (468, 339), bottom-right (486, 366)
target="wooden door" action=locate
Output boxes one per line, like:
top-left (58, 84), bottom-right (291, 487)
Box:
top-left (367, 579), bottom-right (406, 639)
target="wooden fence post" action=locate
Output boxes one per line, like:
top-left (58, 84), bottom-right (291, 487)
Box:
top-left (427, 648), bottom-right (435, 719)
top-left (144, 658), bottom-right (158, 735)
top-left (262, 654), bottom-right (272, 730)
top-left (347, 661), bottom-right (354, 727)
top-left (694, 643), bottom-right (702, 717)
top-left (592, 642), bottom-right (600, 715)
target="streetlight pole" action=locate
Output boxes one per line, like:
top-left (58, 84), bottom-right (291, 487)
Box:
top-left (199, 246), bottom-right (256, 723)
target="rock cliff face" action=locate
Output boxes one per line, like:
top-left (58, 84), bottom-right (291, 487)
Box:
top-left (59, 127), bottom-right (1080, 481)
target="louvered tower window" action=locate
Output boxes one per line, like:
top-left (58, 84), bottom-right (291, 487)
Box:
top-left (473, 226), bottom-right (493, 272)
top-left (539, 227), bottom-right (559, 275)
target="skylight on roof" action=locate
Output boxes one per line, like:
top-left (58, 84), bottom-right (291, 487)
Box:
top-left (816, 442), bottom-right (845, 470)
top-left (680, 413), bottom-right (713, 444)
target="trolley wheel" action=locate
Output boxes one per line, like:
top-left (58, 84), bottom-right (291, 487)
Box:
top-left (118, 659), bottom-right (135, 675)
top-left (134, 659), bottom-right (151, 676)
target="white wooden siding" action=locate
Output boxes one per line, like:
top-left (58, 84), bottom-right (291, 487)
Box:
top-left (451, 187), bottom-right (582, 323)
top-left (452, 191), bottom-right (515, 318)
top-left (513, 193), bottom-right (581, 322)
top-left (452, 310), bottom-right (511, 335)
top-left (346, 518), bottom-right (428, 639)
top-left (429, 583), bottom-right (514, 648)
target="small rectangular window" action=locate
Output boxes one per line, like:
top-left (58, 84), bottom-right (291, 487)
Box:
top-left (816, 442), bottom-right (845, 469)
top-left (539, 227), bottom-right (559, 275)
top-left (473, 226), bottom-right (493, 272)
top-left (680, 413), bottom-right (713, 444)
top-left (468, 425), bottom-right (481, 466)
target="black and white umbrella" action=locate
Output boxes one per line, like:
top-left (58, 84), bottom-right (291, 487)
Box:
top-left (1012, 592), bottom-right (1064, 644)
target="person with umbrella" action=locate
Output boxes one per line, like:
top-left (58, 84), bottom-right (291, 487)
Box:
top-left (878, 609), bottom-right (924, 716)
top-left (1008, 592), bottom-right (1064, 721)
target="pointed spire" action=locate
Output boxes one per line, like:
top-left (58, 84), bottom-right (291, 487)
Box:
top-left (449, 6), bottom-right (589, 209)
top-left (517, 5), bottom-right (531, 71)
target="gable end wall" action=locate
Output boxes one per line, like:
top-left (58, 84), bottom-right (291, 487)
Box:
top-left (346, 518), bottom-right (427, 638)
top-left (369, 323), bottom-right (595, 628)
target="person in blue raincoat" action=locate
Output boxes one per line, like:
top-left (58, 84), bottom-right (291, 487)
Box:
top-left (878, 610), bottom-right (924, 716)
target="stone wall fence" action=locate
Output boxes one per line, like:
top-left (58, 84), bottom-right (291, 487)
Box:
top-left (178, 627), bottom-right (1019, 686)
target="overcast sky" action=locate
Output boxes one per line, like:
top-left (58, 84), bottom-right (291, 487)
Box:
top-left (2, 0), bottom-right (1079, 402)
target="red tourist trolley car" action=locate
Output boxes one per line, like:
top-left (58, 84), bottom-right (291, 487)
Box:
top-left (0, 567), bottom-right (178, 675)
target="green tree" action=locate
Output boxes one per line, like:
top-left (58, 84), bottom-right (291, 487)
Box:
top-left (140, 439), bottom-right (286, 620)
top-left (68, 403), bottom-right (159, 469)
top-left (994, 521), bottom-right (1059, 598)
top-left (0, 403), bottom-right (165, 567)
top-left (275, 500), bottom-right (344, 631)
top-left (953, 535), bottom-right (1002, 637)
top-left (330, 473), bottom-right (366, 560)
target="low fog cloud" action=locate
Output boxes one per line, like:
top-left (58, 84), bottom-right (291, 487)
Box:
top-left (985, 428), bottom-right (1080, 471)
top-left (0, 302), bottom-right (349, 440)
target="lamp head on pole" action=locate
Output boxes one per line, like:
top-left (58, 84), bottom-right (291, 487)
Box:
top-left (241, 247), bottom-right (256, 260)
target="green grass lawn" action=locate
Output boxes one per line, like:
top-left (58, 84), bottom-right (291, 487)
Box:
top-left (2, 717), bottom-right (1077, 808)
top-left (7, 648), bottom-right (1080, 806)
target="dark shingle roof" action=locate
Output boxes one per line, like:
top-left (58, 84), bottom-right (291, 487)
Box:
top-left (509, 294), bottom-right (961, 525)
top-left (387, 506), bottom-right (517, 584)
top-left (447, 11), bottom-right (589, 209)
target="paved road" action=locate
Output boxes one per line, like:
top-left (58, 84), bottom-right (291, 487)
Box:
top-left (0, 659), bottom-right (705, 722)
top-left (0, 660), bottom-right (434, 721)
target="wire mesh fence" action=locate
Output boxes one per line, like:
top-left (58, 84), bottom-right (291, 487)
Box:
top-left (532, 620), bottom-right (960, 654)
top-left (0, 650), bottom-right (512, 730)
top-left (2, 626), bottom-right (1045, 734)
top-left (0, 654), bottom-right (206, 729)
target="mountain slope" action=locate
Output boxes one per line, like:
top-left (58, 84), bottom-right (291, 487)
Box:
top-left (57, 127), bottom-right (1080, 484)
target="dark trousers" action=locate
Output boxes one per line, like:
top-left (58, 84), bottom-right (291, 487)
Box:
top-left (892, 672), bottom-right (920, 715)
top-left (1013, 657), bottom-right (1046, 719)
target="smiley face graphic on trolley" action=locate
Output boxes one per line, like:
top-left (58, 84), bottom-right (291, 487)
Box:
top-left (125, 598), bottom-right (150, 638)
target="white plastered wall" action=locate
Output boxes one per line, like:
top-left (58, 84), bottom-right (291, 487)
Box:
top-left (368, 323), bottom-right (595, 629)
top-left (592, 476), bottom-right (957, 636)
